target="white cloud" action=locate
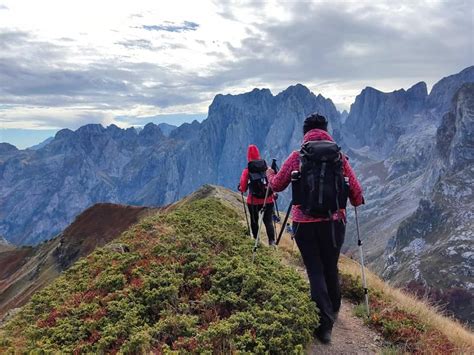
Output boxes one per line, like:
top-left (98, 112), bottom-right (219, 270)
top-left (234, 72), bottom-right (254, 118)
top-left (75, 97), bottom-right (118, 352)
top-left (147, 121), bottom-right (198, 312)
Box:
top-left (0, 0), bottom-right (472, 131)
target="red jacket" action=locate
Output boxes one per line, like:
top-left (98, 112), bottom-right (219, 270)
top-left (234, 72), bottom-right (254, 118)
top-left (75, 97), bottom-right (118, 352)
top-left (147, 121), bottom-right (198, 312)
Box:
top-left (239, 145), bottom-right (274, 205)
top-left (267, 129), bottom-right (364, 223)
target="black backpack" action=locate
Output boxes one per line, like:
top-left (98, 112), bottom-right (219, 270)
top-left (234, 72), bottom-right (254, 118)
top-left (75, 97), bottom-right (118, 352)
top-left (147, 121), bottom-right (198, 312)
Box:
top-left (247, 159), bottom-right (271, 199)
top-left (292, 140), bottom-right (349, 217)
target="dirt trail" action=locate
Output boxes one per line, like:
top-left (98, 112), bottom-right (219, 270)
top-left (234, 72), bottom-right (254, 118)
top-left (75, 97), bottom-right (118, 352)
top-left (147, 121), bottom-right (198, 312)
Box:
top-left (274, 234), bottom-right (385, 354)
top-left (309, 300), bottom-right (384, 354)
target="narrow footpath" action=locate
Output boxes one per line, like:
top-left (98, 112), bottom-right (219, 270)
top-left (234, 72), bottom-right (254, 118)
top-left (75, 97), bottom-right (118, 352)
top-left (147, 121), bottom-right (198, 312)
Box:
top-left (309, 300), bottom-right (384, 354)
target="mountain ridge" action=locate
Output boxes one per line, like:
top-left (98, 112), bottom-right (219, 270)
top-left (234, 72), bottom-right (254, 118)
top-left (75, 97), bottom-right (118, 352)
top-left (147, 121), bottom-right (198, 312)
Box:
top-left (0, 203), bottom-right (154, 321)
top-left (1, 66), bottom-right (473, 324)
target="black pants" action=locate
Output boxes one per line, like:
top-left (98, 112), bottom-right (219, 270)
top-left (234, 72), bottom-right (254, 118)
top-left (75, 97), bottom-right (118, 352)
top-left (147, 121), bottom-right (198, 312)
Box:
top-left (248, 203), bottom-right (275, 243)
top-left (293, 221), bottom-right (345, 331)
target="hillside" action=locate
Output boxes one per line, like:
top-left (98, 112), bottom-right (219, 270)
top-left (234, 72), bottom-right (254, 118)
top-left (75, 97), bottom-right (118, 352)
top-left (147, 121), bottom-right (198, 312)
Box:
top-left (0, 203), bottom-right (152, 321)
top-left (1, 185), bottom-right (472, 353)
top-left (0, 186), bottom-right (318, 353)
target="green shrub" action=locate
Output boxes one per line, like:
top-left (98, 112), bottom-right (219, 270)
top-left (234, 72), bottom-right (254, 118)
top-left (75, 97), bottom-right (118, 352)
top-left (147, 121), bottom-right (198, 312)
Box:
top-left (0, 198), bottom-right (318, 353)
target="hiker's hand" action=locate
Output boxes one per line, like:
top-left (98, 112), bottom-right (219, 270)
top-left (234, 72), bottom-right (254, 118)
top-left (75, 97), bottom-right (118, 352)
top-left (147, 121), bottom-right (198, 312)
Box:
top-left (267, 168), bottom-right (275, 175)
top-left (274, 193), bottom-right (279, 200)
top-left (237, 184), bottom-right (241, 192)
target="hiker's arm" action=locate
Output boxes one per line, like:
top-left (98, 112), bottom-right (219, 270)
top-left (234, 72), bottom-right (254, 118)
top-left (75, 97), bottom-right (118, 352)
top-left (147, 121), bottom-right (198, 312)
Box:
top-left (343, 156), bottom-right (364, 206)
top-left (239, 168), bottom-right (249, 192)
top-left (267, 151), bottom-right (298, 192)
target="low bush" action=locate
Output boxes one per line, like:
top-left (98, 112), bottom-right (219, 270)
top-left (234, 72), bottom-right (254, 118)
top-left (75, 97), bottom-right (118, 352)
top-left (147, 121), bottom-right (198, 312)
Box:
top-left (341, 271), bottom-right (457, 354)
top-left (0, 198), bottom-right (318, 353)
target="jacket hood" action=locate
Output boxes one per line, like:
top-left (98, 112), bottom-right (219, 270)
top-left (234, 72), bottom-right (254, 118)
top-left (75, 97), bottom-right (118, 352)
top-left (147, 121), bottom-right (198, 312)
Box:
top-left (303, 128), bottom-right (334, 143)
top-left (247, 144), bottom-right (261, 162)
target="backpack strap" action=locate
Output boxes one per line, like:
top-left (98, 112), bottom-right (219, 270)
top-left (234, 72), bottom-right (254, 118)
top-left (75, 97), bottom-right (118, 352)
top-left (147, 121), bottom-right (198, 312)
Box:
top-left (318, 162), bottom-right (327, 205)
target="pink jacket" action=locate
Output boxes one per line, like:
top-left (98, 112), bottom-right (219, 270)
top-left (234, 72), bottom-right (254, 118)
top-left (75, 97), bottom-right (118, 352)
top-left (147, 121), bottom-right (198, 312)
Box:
top-left (239, 145), bottom-right (274, 205)
top-left (267, 129), bottom-right (364, 223)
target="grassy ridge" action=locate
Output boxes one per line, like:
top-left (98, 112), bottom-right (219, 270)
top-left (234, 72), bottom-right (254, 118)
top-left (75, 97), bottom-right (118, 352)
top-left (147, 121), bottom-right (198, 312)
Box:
top-left (340, 258), bottom-right (474, 353)
top-left (0, 198), bottom-right (318, 353)
top-left (276, 229), bottom-right (474, 353)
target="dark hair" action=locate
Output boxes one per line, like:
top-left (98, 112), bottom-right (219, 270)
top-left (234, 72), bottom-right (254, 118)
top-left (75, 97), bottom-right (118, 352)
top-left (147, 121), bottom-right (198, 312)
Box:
top-left (303, 113), bottom-right (328, 134)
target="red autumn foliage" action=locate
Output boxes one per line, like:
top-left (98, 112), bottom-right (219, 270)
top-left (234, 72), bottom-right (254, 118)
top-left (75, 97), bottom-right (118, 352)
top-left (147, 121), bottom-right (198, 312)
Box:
top-left (88, 308), bottom-right (107, 321)
top-left (130, 277), bottom-right (143, 289)
top-left (172, 336), bottom-right (199, 351)
top-left (86, 330), bottom-right (101, 344)
top-left (367, 297), bottom-right (457, 353)
top-left (37, 309), bottom-right (59, 328)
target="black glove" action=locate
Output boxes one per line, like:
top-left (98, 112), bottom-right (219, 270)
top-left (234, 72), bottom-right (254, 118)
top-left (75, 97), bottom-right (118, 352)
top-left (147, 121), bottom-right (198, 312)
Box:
top-left (271, 159), bottom-right (278, 172)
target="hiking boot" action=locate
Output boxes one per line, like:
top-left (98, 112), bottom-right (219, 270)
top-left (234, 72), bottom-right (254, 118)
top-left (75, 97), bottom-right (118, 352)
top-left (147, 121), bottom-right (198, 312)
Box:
top-left (315, 328), bottom-right (332, 344)
top-left (269, 240), bottom-right (276, 247)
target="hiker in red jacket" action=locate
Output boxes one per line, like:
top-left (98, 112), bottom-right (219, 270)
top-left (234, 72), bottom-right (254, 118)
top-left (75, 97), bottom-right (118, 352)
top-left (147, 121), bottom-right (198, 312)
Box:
top-left (267, 113), bottom-right (364, 344)
top-left (238, 145), bottom-right (276, 246)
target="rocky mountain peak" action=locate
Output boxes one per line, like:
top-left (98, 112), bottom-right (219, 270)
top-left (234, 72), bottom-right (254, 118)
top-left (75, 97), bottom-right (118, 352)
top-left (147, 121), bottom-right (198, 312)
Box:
top-left (0, 143), bottom-right (18, 154)
top-left (278, 83), bottom-right (311, 98)
top-left (55, 128), bottom-right (74, 140)
top-left (428, 66), bottom-right (474, 114)
top-left (210, 88), bottom-right (273, 110)
top-left (157, 123), bottom-right (177, 137)
top-left (436, 83), bottom-right (474, 170)
top-left (407, 81), bottom-right (428, 99)
top-left (76, 123), bottom-right (106, 135)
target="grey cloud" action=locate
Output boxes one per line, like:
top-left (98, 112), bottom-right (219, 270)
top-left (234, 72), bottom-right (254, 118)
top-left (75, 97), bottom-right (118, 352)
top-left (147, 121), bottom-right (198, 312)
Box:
top-left (0, 30), bottom-right (30, 49)
top-left (211, 0), bottom-right (473, 86)
top-left (1, 1), bottom-right (472, 130)
top-left (116, 39), bottom-right (154, 50)
top-left (116, 39), bottom-right (186, 51)
top-left (0, 31), bottom-right (206, 111)
top-left (142, 21), bottom-right (199, 33)
top-left (214, 0), bottom-right (265, 21)
top-left (57, 37), bottom-right (75, 42)
top-left (0, 4), bottom-right (8, 10)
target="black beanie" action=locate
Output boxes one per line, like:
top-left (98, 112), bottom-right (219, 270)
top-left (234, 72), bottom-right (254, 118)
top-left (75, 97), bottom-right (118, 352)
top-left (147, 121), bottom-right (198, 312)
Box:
top-left (303, 113), bottom-right (328, 134)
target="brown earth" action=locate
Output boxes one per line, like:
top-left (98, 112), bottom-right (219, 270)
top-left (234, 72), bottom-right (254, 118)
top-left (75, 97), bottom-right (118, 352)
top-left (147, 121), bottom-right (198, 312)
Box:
top-left (0, 203), bottom-right (154, 320)
top-left (309, 301), bottom-right (384, 354)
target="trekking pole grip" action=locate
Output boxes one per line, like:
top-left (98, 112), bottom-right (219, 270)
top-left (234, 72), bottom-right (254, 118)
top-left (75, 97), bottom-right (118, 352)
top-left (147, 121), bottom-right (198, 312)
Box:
top-left (271, 158), bottom-right (279, 172)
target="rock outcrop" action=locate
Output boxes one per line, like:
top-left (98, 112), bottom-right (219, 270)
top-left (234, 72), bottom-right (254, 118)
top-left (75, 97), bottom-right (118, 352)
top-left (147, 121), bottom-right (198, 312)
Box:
top-left (381, 83), bottom-right (474, 325)
top-left (0, 85), bottom-right (340, 245)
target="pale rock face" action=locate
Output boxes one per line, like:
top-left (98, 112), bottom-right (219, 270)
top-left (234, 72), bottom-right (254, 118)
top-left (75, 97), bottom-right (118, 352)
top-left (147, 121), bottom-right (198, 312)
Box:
top-left (380, 83), bottom-right (474, 325)
top-left (427, 66), bottom-right (474, 115)
top-left (0, 85), bottom-right (340, 245)
top-left (343, 81), bottom-right (428, 156)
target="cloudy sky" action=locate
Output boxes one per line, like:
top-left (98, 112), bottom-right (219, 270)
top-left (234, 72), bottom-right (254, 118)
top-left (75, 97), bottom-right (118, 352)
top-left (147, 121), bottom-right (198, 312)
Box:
top-left (0, 0), bottom-right (472, 147)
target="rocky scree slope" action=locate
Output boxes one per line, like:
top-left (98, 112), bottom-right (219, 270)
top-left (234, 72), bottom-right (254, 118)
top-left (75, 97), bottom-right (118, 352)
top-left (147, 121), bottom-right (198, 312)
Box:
top-left (341, 66), bottom-right (474, 325)
top-left (381, 83), bottom-right (474, 326)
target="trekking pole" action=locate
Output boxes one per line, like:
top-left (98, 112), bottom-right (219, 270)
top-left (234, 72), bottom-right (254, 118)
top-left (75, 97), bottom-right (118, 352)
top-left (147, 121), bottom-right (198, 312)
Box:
top-left (271, 159), bottom-right (281, 221)
top-left (252, 184), bottom-right (271, 263)
top-left (354, 206), bottom-right (370, 317)
top-left (276, 202), bottom-right (292, 245)
top-left (240, 192), bottom-right (251, 237)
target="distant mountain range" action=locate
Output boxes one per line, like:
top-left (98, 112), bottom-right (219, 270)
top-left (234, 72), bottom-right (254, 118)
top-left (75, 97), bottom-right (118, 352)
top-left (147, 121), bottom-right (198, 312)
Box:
top-left (0, 65), bottom-right (473, 323)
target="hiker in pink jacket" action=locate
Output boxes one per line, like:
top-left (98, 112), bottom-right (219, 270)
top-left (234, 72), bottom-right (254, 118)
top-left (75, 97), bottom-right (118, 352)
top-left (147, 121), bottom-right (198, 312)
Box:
top-left (238, 145), bottom-right (276, 245)
top-left (267, 113), bottom-right (364, 344)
